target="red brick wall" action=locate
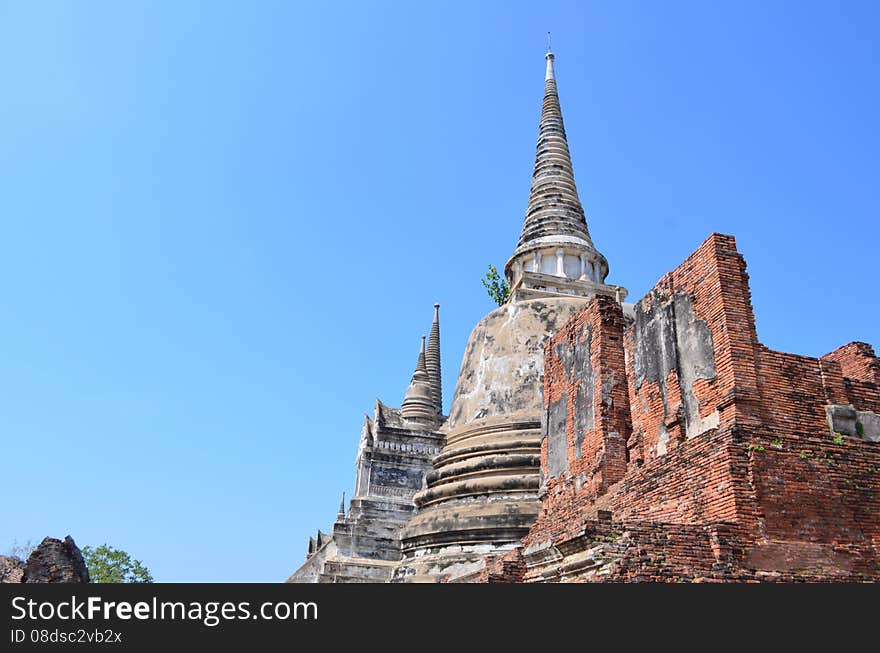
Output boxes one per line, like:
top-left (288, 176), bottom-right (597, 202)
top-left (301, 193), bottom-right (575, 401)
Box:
top-left (512, 232), bottom-right (880, 582)
top-left (474, 549), bottom-right (526, 583)
top-left (527, 426), bottom-right (758, 548)
top-left (541, 294), bottom-right (631, 500)
top-left (625, 234), bottom-right (764, 465)
top-left (754, 347), bottom-right (831, 434)
top-left (822, 342), bottom-right (880, 414)
top-left (517, 516), bottom-right (878, 583)
top-left (522, 519), bottom-right (730, 583)
top-left (844, 379), bottom-right (880, 415)
top-left (535, 234), bottom-right (768, 539)
top-left (594, 427), bottom-right (756, 528)
top-left (824, 342), bottom-right (880, 385)
top-left (747, 431), bottom-right (880, 546)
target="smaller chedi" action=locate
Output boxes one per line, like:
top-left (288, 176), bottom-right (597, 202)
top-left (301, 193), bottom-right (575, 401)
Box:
top-left (288, 306), bottom-right (445, 583)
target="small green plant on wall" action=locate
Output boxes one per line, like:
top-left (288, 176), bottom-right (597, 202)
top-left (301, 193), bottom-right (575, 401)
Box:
top-left (482, 264), bottom-right (510, 306)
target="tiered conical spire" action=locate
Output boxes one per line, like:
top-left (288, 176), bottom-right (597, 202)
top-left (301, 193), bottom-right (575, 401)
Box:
top-left (337, 492), bottom-right (346, 520)
top-left (401, 336), bottom-right (436, 423)
top-left (425, 303), bottom-right (442, 415)
top-left (504, 48), bottom-right (615, 298)
top-left (517, 49), bottom-right (593, 249)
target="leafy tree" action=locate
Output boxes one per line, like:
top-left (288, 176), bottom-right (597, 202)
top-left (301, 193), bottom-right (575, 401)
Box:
top-left (81, 544), bottom-right (153, 583)
top-left (482, 264), bottom-right (510, 306)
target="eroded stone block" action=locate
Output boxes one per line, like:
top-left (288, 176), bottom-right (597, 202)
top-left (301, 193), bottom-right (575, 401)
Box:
top-left (826, 404), bottom-right (857, 437)
top-left (857, 411), bottom-right (880, 442)
top-left (546, 392), bottom-right (569, 478)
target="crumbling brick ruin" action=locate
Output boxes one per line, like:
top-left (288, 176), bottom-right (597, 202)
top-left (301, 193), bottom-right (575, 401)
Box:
top-left (1, 536), bottom-right (90, 584)
top-left (473, 234), bottom-right (879, 582)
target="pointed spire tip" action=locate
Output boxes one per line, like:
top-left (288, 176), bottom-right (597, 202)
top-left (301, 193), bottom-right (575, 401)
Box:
top-left (426, 303), bottom-right (443, 415)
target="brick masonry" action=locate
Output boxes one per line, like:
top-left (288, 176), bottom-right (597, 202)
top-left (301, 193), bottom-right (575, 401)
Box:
top-left (476, 232), bottom-right (880, 582)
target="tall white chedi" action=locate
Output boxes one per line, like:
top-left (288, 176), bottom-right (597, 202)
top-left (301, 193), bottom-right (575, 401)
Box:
top-left (395, 49), bottom-right (626, 582)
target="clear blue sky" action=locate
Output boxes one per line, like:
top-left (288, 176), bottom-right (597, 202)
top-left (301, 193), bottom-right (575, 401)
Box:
top-left (1, 1), bottom-right (877, 581)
